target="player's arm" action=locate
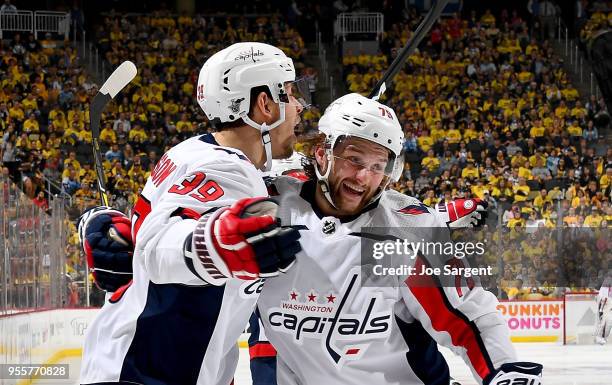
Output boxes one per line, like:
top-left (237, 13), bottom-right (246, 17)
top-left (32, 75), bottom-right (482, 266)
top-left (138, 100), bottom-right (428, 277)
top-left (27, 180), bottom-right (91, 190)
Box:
top-left (402, 270), bottom-right (542, 384)
top-left (400, 216), bottom-right (541, 385)
top-left (248, 308), bottom-right (277, 385)
top-left (77, 160), bottom-right (300, 289)
top-left (135, 161), bottom-right (300, 286)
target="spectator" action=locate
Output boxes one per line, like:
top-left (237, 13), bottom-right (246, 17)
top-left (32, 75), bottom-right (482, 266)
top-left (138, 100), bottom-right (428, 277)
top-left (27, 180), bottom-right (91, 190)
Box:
top-left (62, 169), bottom-right (81, 195)
top-left (532, 157), bottom-right (552, 181)
top-left (421, 149), bottom-right (440, 174)
top-left (582, 120), bottom-right (598, 141)
top-left (100, 122), bottom-right (117, 144)
top-left (1, 133), bottom-right (17, 166)
top-left (415, 169), bottom-right (431, 193)
top-left (403, 131), bottom-right (418, 153)
top-left (105, 143), bottom-right (123, 163)
top-left (0, 0), bottom-right (17, 13)
top-left (32, 191), bottom-right (49, 212)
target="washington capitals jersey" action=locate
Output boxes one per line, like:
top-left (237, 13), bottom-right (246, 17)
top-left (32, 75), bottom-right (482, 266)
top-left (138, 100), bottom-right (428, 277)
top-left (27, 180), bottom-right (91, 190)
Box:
top-left (251, 177), bottom-right (517, 385)
top-left (80, 134), bottom-right (268, 385)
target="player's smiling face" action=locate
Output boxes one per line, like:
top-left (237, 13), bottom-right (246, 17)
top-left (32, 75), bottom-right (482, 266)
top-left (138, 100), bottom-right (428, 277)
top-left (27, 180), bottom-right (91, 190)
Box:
top-left (319, 137), bottom-right (389, 216)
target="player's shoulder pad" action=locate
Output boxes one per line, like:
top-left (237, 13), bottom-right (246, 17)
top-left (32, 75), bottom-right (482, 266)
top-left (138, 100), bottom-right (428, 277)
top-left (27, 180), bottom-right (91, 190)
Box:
top-left (189, 135), bottom-right (253, 165)
top-left (268, 175), bottom-right (305, 197)
top-left (177, 136), bottom-right (258, 178)
top-left (380, 190), bottom-right (442, 226)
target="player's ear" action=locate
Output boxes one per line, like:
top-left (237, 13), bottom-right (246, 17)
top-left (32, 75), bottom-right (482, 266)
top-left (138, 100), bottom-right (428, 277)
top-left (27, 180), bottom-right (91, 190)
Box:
top-left (252, 91), bottom-right (274, 123)
top-left (314, 146), bottom-right (327, 174)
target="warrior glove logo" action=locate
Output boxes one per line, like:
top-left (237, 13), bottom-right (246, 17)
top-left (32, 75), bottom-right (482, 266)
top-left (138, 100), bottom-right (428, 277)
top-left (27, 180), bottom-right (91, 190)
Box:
top-left (267, 273), bottom-right (391, 366)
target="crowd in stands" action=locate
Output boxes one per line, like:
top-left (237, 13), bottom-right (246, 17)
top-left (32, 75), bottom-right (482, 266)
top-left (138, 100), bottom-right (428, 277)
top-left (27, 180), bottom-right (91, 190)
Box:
top-left (341, 8), bottom-right (611, 297)
top-left (0, 11), bottom-right (315, 304)
top-left (1, 11), bottom-right (313, 211)
top-left (463, 225), bottom-right (610, 300)
top-left (578, 0), bottom-right (612, 45)
top-left (343, 8), bottom-right (611, 229)
top-left (0, 31), bottom-right (87, 213)
top-left (0, 7), bottom-right (610, 302)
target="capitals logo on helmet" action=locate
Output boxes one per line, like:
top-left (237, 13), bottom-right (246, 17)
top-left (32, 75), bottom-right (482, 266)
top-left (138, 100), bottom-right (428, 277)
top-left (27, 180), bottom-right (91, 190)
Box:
top-left (197, 42), bottom-right (296, 125)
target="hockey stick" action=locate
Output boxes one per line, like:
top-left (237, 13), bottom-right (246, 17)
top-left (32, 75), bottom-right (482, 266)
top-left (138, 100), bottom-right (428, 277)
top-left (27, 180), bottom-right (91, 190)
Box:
top-left (89, 61), bottom-right (138, 206)
top-left (368, 0), bottom-right (450, 100)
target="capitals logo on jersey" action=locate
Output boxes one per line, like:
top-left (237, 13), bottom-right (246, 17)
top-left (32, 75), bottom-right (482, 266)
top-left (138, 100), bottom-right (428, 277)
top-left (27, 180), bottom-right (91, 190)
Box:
top-left (266, 272), bottom-right (392, 367)
top-left (399, 202), bottom-right (429, 215)
top-left (240, 278), bottom-right (265, 298)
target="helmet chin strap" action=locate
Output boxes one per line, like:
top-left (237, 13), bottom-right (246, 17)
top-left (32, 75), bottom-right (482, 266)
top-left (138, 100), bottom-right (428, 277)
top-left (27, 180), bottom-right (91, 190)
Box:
top-left (261, 126), bottom-right (272, 171)
top-left (241, 102), bottom-right (286, 172)
top-left (367, 179), bottom-right (389, 205)
top-left (314, 148), bottom-right (338, 209)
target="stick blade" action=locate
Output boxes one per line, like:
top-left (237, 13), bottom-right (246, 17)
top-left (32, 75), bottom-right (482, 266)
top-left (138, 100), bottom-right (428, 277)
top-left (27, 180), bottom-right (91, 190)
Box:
top-left (100, 61), bottom-right (137, 98)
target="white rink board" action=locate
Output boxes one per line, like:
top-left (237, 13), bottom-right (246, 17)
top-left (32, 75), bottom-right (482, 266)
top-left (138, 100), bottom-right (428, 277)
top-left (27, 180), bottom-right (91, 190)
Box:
top-left (235, 343), bottom-right (612, 385)
top-left (4, 308), bottom-right (607, 385)
top-left (30, 342), bottom-right (612, 385)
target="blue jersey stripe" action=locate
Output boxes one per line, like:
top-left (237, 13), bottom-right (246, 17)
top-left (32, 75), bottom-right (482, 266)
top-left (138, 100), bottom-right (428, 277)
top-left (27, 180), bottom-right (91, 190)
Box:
top-left (119, 282), bottom-right (225, 385)
top-left (198, 133), bottom-right (219, 145)
top-left (199, 133), bottom-right (250, 162)
top-left (395, 316), bottom-right (451, 385)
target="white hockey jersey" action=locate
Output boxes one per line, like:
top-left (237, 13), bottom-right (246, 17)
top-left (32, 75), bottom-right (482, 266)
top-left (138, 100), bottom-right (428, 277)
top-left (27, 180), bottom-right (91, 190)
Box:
top-left (81, 134), bottom-right (268, 385)
top-left (597, 277), bottom-right (611, 304)
top-left (252, 177), bottom-right (517, 385)
top-left (596, 277), bottom-right (612, 335)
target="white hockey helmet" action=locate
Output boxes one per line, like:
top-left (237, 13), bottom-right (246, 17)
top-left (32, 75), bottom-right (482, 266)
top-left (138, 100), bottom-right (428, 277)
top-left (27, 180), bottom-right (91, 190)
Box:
top-left (315, 93), bottom-right (404, 207)
top-left (197, 42), bottom-right (308, 171)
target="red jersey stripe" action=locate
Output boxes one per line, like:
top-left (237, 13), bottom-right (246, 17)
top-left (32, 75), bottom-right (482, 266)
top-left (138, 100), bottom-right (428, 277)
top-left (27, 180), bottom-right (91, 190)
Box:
top-left (249, 342), bottom-right (277, 359)
top-left (407, 257), bottom-right (494, 380)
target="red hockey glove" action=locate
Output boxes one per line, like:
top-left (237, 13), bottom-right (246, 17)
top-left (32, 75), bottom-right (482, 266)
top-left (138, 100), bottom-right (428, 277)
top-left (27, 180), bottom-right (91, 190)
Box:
top-left (435, 198), bottom-right (488, 228)
top-left (189, 197), bottom-right (300, 285)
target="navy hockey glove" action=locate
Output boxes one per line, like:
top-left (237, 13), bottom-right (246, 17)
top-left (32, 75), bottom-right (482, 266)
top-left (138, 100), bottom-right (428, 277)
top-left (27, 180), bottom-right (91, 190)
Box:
top-left (78, 206), bottom-right (134, 292)
top-left (189, 197), bottom-right (301, 285)
top-left (485, 362), bottom-right (543, 385)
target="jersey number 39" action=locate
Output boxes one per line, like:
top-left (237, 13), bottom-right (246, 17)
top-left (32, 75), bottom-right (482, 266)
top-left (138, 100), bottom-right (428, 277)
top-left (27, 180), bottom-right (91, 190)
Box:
top-left (169, 171), bottom-right (225, 203)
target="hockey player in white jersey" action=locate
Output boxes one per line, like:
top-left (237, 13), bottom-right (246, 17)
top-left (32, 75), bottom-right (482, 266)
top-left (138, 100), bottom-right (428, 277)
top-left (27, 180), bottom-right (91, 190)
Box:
top-left (81, 92), bottom-right (538, 384)
top-left (595, 272), bottom-right (612, 345)
top-left (270, 156), bottom-right (489, 229)
top-left (250, 93), bottom-right (543, 385)
top-left (78, 42), bottom-right (308, 385)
